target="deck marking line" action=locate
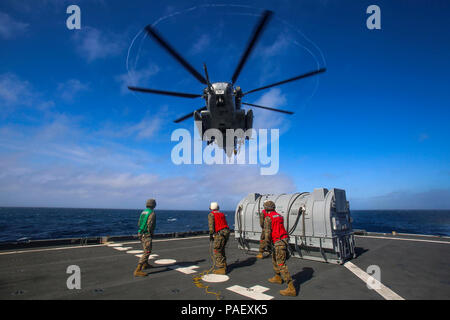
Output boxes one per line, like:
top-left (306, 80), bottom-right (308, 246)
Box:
top-left (121, 235), bottom-right (210, 245)
top-left (113, 247), bottom-right (133, 251)
top-left (343, 261), bottom-right (404, 300)
top-left (0, 236), bottom-right (210, 255)
top-left (226, 285), bottom-right (274, 300)
top-left (154, 259), bottom-right (177, 265)
top-left (126, 250), bottom-right (143, 254)
top-left (134, 253), bottom-right (159, 259)
top-left (355, 235), bottom-right (450, 245)
top-left (169, 264), bottom-right (200, 275)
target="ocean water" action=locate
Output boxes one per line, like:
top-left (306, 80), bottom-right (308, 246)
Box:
top-left (0, 207), bottom-right (449, 243)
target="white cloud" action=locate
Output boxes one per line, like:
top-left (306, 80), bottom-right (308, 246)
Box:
top-left (116, 64), bottom-right (160, 94)
top-left (251, 88), bottom-right (289, 131)
top-left (57, 79), bottom-right (89, 102)
top-left (259, 34), bottom-right (290, 58)
top-left (73, 26), bottom-right (125, 62)
top-left (0, 73), bottom-right (54, 112)
top-left (0, 73), bottom-right (32, 106)
top-left (109, 117), bottom-right (162, 140)
top-left (0, 11), bottom-right (28, 39)
top-left (0, 113), bottom-right (296, 209)
top-left (0, 114), bottom-right (155, 169)
top-left (189, 34), bottom-right (211, 55)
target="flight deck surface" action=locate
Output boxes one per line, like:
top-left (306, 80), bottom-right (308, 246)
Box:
top-left (0, 233), bottom-right (449, 300)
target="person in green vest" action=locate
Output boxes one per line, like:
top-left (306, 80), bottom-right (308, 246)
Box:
top-left (134, 198), bottom-right (157, 277)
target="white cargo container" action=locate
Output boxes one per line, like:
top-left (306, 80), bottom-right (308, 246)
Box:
top-left (235, 188), bottom-right (356, 264)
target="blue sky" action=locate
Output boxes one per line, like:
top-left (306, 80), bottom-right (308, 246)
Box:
top-left (0, 0), bottom-right (449, 210)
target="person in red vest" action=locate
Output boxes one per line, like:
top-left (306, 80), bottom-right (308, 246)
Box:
top-left (262, 200), bottom-right (297, 296)
top-left (208, 202), bottom-right (230, 275)
top-left (256, 200), bottom-right (271, 259)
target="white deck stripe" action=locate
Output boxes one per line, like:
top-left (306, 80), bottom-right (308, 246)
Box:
top-left (388, 232), bottom-right (450, 239)
top-left (226, 285), bottom-right (274, 300)
top-left (355, 235), bottom-right (450, 244)
top-left (0, 235), bottom-right (209, 255)
top-left (343, 261), bottom-right (404, 300)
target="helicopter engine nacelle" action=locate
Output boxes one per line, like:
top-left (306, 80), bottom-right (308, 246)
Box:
top-left (245, 109), bottom-right (253, 132)
top-left (194, 110), bottom-right (212, 139)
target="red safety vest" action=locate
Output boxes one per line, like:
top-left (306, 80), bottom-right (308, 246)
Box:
top-left (262, 209), bottom-right (269, 219)
top-left (212, 210), bottom-right (229, 233)
top-left (267, 211), bottom-right (289, 243)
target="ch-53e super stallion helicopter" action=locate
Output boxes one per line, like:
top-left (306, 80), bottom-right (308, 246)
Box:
top-left (128, 10), bottom-right (326, 156)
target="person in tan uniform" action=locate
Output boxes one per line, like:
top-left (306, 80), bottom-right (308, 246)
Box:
top-left (208, 202), bottom-right (230, 275)
top-left (134, 199), bottom-right (157, 277)
top-left (256, 200), bottom-right (270, 259)
top-left (262, 200), bottom-right (297, 296)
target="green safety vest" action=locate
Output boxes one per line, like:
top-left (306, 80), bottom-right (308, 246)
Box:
top-left (138, 208), bottom-right (153, 234)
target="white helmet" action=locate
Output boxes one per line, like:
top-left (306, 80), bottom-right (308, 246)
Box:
top-left (210, 202), bottom-right (219, 211)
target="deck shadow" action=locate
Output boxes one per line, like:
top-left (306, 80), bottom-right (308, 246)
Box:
top-left (146, 258), bottom-right (206, 276)
top-left (292, 267), bottom-right (314, 291)
top-left (354, 247), bottom-right (369, 258)
top-left (227, 256), bottom-right (257, 273)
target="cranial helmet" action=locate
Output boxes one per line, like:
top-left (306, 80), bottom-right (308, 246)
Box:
top-left (263, 200), bottom-right (275, 211)
top-left (146, 199), bottom-right (156, 209)
top-left (210, 202), bottom-right (219, 211)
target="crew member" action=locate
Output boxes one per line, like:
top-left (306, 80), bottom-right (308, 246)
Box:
top-left (208, 202), bottom-right (230, 275)
top-left (256, 200), bottom-right (270, 259)
top-left (262, 200), bottom-right (297, 296)
top-left (134, 198), bottom-right (157, 277)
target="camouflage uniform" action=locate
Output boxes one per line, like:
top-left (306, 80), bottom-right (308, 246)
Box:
top-left (258, 209), bottom-right (267, 254)
top-left (264, 216), bottom-right (292, 284)
top-left (208, 212), bottom-right (230, 267)
top-left (138, 209), bottom-right (156, 265)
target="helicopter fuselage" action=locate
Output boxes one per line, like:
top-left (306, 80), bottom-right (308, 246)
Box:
top-left (194, 82), bottom-right (253, 147)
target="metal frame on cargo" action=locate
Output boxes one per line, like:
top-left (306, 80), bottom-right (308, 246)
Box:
top-left (235, 188), bottom-right (356, 264)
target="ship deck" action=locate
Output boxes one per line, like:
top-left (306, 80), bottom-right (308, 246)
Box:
top-left (0, 232), bottom-right (449, 300)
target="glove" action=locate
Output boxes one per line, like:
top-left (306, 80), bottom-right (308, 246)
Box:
top-left (209, 234), bottom-right (214, 242)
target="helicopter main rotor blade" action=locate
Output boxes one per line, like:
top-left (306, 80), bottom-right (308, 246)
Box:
top-left (231, 10), bottom-right (273, 85)
top-left (174, 106), bottom-right (207, 123)
top-left (145, 25), bottom-right (207, 85)
top-left (244, 68), bottom-right (326, 95)
top-left (128, 86), bottom-right (202, 98)
top-left (242, 102), bottom-right (294, 115)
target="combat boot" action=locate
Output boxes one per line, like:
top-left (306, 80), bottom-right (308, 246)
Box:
top-left (134, 263), bottom-right (147, 277)
top-left (213, 267), bottom-right (226, 275)
top-left (279, 281), bottom-right (297, 296)
top-left (142, 261), bottom-right (152, 270)
top-left (256, 252), bottom-right (264, 259)
top-left (268, 274), bottom-right (283, 284)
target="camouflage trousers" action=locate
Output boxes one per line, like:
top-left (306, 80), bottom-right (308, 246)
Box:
top-left (138, 233), bottom-right (153, 264)
top-left (259, 229), bottom-right (267, 253)
top-left (213, 228), bottom-right (230, 267)
top-left (271, 239), bottom-right (292, 283)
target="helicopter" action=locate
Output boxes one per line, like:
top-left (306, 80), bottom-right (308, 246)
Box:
top-left (128, 10), bottom-right (326, 156)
